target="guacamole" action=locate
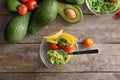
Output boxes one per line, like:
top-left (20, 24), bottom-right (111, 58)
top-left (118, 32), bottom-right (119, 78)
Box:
top-left (47, 50), bottom-right (71, 64)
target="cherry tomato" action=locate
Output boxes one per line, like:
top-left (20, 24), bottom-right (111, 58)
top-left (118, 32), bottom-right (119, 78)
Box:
top-left (26, 0), bottom-right (37, 10)
top-left (64, 45), bottom-right (74, 53)
top-left (29, 0), bottom-right (36, 1)
top-left (21, 0), bottom-right (29, 3)
top-left (18, 4), bottom-right (28, 16)
top-left (116, 11), bottom-right (120, 17)
top-left (84, 38), bottom-right (94, 48)
top-left (50, 43), bottom-right (59, 50)
top-left (109, 0), bottom-right (116, 2)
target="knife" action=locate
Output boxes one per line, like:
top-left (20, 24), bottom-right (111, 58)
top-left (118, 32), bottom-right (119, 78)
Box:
top-left (69, 49), bottom-right (99, 55)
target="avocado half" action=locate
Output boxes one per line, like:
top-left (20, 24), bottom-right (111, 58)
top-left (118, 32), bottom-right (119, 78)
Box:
top-left (58, 2), bottom-right (83, 24)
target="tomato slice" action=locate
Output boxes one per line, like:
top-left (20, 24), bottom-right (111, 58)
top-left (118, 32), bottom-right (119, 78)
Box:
top-left (50, 43), bottom-right (59, 50)
top-left (84, 38), bottom-right (94, 48)
top-left (64, 45), bottom-right (74, 53)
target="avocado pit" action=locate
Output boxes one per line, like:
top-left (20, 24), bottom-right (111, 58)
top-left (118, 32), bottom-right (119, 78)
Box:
top-left (64, 8), bottom-right (77, 19)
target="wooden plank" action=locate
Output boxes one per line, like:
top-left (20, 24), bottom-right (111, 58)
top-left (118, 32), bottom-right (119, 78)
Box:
top-left (0, 44), bottom-right (120, 72)
top-left (0, 14), bottom-right (14, 43)
top-left (81, 3), bottom-right (93, 14)
top-left (0, 0), bottom-right (91, 14)
top-left (0, 73), bottom-right (120, 80)
top-left (0, 15), bottom-right (120, 43)
top-left (0, 0), bottom-right (10, 14)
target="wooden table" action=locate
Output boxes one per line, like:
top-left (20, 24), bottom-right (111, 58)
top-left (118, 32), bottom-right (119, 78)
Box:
top-left (1, 0), bottom-right (120, 79)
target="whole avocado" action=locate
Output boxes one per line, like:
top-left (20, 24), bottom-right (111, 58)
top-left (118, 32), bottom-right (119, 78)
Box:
top-left (28, 0), bottom-right (58, 34)
top-left (4, 12), bottom-right (31, 44)
top-left (4, 0), bottom-right (21, 12)
top-left (65, 0), bottom-right (85, 5)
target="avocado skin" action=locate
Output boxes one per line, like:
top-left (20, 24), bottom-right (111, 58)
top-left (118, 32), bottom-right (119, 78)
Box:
top-left (58, 2), bottom-right (83, 24)
top-left (65, 0), bottom-right (85, 5)
top-left (4, 0), bottom-right (21, 12)
top-left (4, 12), bottom-right (31, 44)
top-left (28, 0), bottom-right (58, 34)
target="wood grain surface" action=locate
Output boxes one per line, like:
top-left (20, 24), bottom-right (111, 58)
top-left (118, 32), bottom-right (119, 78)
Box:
top-left (1, 0), bottom-right (120, 79)
top-left (0, 73), bottom-right (120, 80)
top-left (1, 15), bottom-right (120, 43)
top-left (0, 44), bottom-right (120, 72)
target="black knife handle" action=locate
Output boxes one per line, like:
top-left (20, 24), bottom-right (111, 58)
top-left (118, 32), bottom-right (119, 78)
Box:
top-left (72, 49), bottom-right (99, 55)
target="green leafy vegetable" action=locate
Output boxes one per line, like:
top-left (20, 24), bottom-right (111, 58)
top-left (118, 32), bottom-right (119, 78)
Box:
top-left (47, 39), bottom-right (59, 44)
top-left (88, 0), bottom-right (118, 14)
top-left (58, 38), bottom-right (69, 47)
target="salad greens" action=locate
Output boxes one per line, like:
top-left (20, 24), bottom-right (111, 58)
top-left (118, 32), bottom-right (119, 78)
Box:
top-left (88, 0), bottom-right (118, 14)
top-left (45, 30), bottom-right (78, 65)
top-left (47, 39), bottom-right (59, 44)
top-left (46, 38), bottom-right (69, 47)
top-left (58, 38), bottom-right (70, 47)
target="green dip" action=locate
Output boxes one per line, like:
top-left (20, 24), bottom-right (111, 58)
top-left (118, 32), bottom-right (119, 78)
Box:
top-left (47, 50), bottom-right (71, 64)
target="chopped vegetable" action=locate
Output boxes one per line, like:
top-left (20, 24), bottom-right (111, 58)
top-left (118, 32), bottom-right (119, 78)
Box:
top-left (45, 29), bottom-right (78, 65)
top-left (58, 38), bottom-right (69, 48)
top-left (44, 29), bottom-right (63, 40)
top-left (47, 50), bottom-right (70, 64)
top-left (47, 39), bottom-right (58, 44)
top-left (49, 43), bottom-right (59, 50)
top-left (61, 32), bottom-right (78, 45)
top-left (64, 45), bottom-right (74, 53)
